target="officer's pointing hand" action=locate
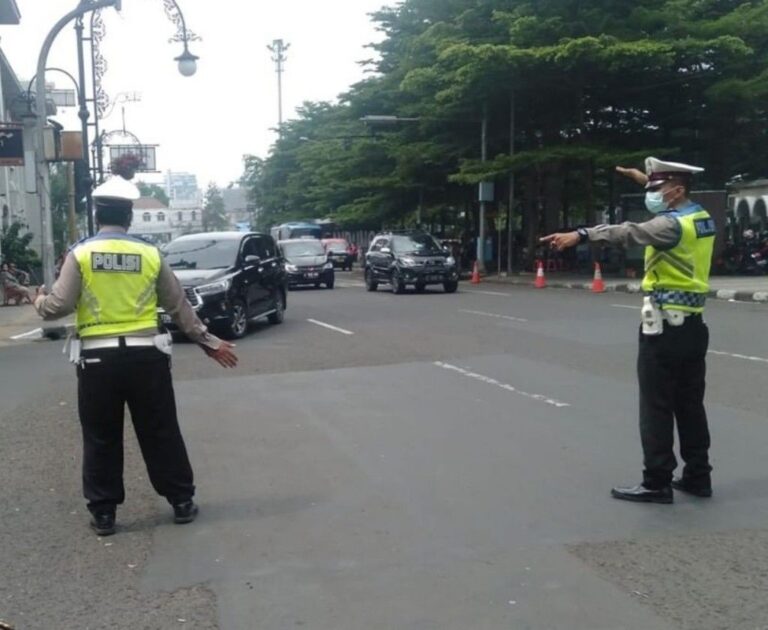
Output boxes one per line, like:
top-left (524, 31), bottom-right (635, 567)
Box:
top-left (540, 232), bottom-right (579, 252)
top-left (204, 342), bottom-right (239, 368)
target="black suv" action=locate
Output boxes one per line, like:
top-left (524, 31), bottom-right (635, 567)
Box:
top-left (160, 231), bottom-right (287, 339)
top-left (364, 231), bottom-right (459, 294)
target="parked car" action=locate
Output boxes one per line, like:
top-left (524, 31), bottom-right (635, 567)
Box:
top-left (322, 238), bottom-right (355, 270)
top-left (159, 231), bottom-right (287, 339)
top-left (279, 238), bottom-right (335, 289)
top-left (364, 230), bottom-right (460, 294)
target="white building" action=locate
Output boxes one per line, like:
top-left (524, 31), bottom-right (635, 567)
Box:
top-left (164, 170), bottom-right (199, 203)
top-left (130, 196), bottom-right (204, 244)
top-left (729, 179), bottom-right (768, 232)
top-left (221, 186), bottom-right (254, 230)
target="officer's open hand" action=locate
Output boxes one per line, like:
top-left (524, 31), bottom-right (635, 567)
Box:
top-left (540, 232), bottom-right (579, 252)
top-left (203, 342), bottom-right (239, 368)
top-left (615, 166), bottom-right (649, 186)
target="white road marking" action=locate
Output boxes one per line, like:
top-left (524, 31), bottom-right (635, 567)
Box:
top-left (9, 327), bottom-right (43, 341)
top-left (434, 361), bottom-right (570, 408)
top-left (463, 289), bottom-right (512, 297)
top-left (709, 350), bottom-right (768, 364)
top-left (459, 309), bottom-right (528, 323)
top-left (611, 304), bottom-right (637, 310)
top-left (307, 319), bottom-right (355, 336)
top-left (336, 281), bottom-right (365, 288)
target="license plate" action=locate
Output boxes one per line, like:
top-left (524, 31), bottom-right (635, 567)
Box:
top-left (305, 272), bottom-right (319, 279)
top-left (160, 313), bottom-right (172, 324)
top-left (426, 275), bottom-right (443, 282)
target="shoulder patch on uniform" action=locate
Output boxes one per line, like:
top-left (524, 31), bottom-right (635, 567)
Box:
top-left (91, 252), bottom-right (143, 273)
top-left (693, 218), bottom-right (716, 238)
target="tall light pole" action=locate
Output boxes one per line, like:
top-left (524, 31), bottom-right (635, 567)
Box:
top-left (36, 0), bottom-right (201, 288)
top-left (35, 0), bottom-right (121, 289)
top-left (268, 39), bottom-right (289, 136)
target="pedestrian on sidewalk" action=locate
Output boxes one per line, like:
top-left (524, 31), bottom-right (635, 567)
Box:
top-left (541, 157), bottom-right (715, 505)
top-left (33, 175), bottom-right (238, 536)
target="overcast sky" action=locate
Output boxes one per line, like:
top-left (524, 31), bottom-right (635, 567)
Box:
top-left (0, 0), bottom-right (388, 188)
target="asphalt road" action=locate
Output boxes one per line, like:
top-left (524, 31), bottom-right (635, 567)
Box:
top-left (2, 273), bottom-right (768, 629)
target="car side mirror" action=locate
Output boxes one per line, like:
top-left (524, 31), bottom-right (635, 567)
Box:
top-left (244, 255), bottom-right (261, 266)
top-left (381, 247), bottom-right (392, 255)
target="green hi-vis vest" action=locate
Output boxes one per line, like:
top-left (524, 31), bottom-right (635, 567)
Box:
top-left (641, 204), bottom-right (715, 313)
top-left (72, 233), bottom-right (162, 338)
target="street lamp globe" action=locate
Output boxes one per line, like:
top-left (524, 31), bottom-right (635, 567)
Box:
top-left (175, 49), bottom-right (198, 77)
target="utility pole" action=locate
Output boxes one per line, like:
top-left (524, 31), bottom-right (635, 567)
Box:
top-left (67, 162), bottom-right (77, 245)
top-left (477, 104), bottom-right (488, 274)
top-left (267, 39), bottom-right (289, 136)
top-left (507, 90), bottom-right (515, 275)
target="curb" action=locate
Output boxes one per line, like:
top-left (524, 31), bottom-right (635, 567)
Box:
top-left (480, 276), bottom-right (768, 304)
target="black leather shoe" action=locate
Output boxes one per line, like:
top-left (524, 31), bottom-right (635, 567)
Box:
top-left (173, 500), bottom-right (199, 524)
top-left (611, 484), bottom-right (673, 504)
top-left (672, 478), bottom-right (712, 498)
top-left (90, 512), bottom-right (116, 536)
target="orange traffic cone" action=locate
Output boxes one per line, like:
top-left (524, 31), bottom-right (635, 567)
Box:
top-left (471, 260), bottom-right (481, 285)
top-left (534, 260), bottom-right (546, 288)
top-left (592, 262), bottom-right (606, 293)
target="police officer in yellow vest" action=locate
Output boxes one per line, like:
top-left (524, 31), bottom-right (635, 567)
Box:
top-left (542, 158), bottom-right (715, 504)
top-left (34, 176), bottom-right (238, 536)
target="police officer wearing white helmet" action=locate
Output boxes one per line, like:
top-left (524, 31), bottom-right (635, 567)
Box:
top-left (34, 175), bottom-right (238, 536)
top-left (542, 158), bottom-right (715, 504)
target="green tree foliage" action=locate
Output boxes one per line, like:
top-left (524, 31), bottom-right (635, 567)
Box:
top-left (1, 223), bottom-right (39, 268)
top-left (136, 182), bottom-right (170, 207)
top-left (202, 183), bottom-right (229, 231)
top-left (243, 0), bottom-right (768, 261)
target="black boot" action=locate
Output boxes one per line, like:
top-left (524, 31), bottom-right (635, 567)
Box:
top-left (173, 500), bottom-right (199, 524)
top-left (89, 512), bottom-right (116, 536)
top-left (672, 477), bottom-right (712, 498)
top-left (611, 483), bottom-right (673, 504)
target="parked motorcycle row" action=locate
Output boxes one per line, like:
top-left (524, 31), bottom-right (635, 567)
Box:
top-left (715, 230), bottom-right (768, 275)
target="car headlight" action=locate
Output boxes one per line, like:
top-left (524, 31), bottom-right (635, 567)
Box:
top-left (196, 278), bottom-right (232, 296)
top-left (399, 256), bottom-right (418, 267)
top-left (446, 256), bottom-right (456, 266)
top-left (324, 262), bottom-right (334, 270)
top-left (285, 263), bottom-right (298, 272)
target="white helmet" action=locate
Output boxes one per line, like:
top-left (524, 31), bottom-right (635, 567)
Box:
top-left (743, 229), bottom-right (755, 240)
top-left (92, 176), bottom-right (140, 202)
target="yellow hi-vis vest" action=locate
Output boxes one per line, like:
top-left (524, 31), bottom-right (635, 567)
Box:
top-left (641, 204), bottom-right (715, 313)
top-left (72, 233), bottom-right (162, 338)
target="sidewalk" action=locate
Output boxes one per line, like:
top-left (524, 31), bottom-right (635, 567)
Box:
top-left (479, 272), bottom-right (768, 302)
top-left (0, 304), bottom-right (72, 347)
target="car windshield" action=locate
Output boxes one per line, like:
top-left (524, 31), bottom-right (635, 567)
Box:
top-left (325, 240), bottom-right (349, 252)
top-left (162, 238), bottom-right (239, 270)
top-left (391, 234), bottom-right (443, 255)
top-left (281, 241), bottom-right (326, 257)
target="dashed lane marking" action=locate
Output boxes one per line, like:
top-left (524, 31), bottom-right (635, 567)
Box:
top-left (9, 327), bottom-right (43, 341)
top-left (611, 304), bottom-right (637, 310)
top-left (459, 309), bottom-right (528, 323)
top-left (709, 350), bottom-right (768, 365)
top-left (434, 361), bottom-right (570, 408)
top-left (307, 319), bottom-right (355, 336)
top-left (463, 289), bottom-right (513, 297)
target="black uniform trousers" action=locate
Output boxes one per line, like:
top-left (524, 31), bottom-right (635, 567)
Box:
top-left (77, 345), bottom-right (195, 515)
top-left (637, 315), bottom-right (712, 490)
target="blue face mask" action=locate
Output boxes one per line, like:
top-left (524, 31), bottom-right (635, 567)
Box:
top-left (645, 190), bottom-right (668, 214)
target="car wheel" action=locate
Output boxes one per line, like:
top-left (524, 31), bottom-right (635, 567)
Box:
top-left (365, 269), bottom-right (378, 292)
top-left (315, 283), bottom-right (322, 289)
top-left (415, 283), bottom-right (426, 293)
top-left (391, 270), bottom-right (406, 294)
top-left (326, 279), bottom-right (335, 289)
top-left (443, 281), bottom-right (458, 294)
top-left (223, 299), bottom-right (248, 339)
top-left (268, 290), bottom-right (285, 324)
